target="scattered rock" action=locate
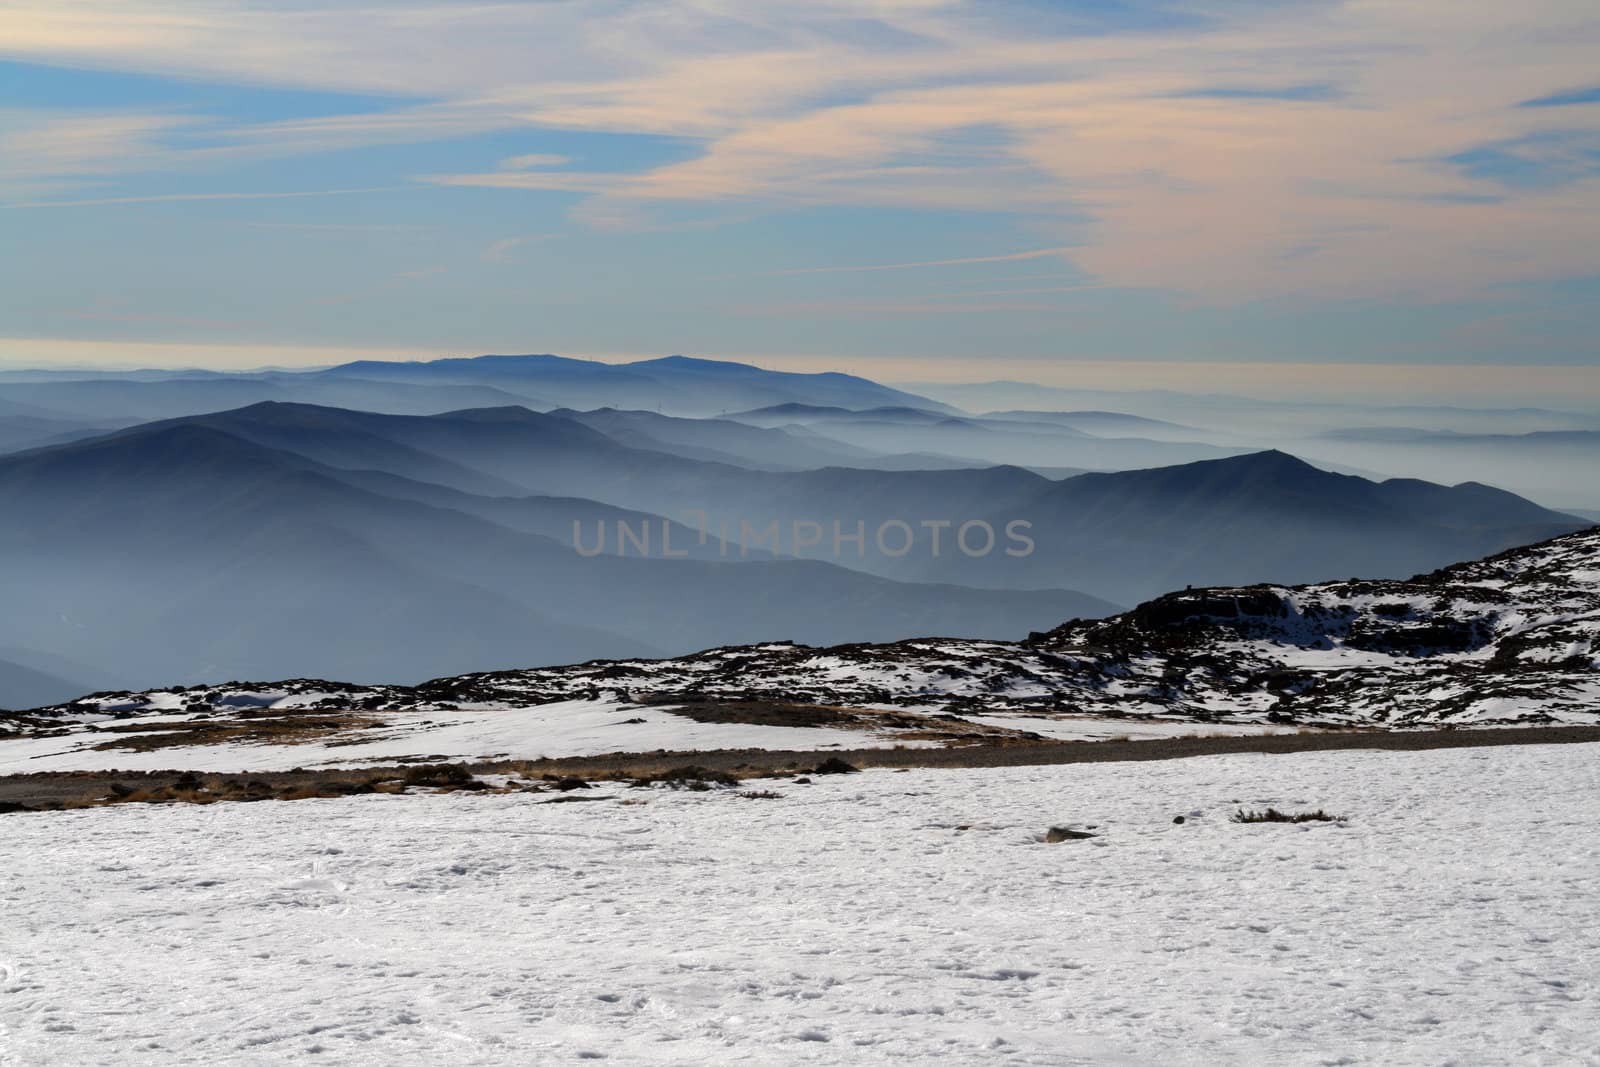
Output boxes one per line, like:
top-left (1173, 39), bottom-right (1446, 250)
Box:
top-left (1045, 826), bottom-right (1097, 843)
top-left (811, 757), bottom-right (860, 775)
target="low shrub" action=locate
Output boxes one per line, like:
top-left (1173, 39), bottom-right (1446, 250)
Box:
top-left (1231, 807), bottom-right (1346, 824)
top-left (403, 764), bottom-right (474, 788)
top-left (630, 765), bottom-right (739, 790)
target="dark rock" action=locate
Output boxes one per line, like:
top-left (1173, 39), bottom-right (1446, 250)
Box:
top-left (1045, 826), bottom-right (1097, 843)
top-left (811, 757), bottom-right (860, 775)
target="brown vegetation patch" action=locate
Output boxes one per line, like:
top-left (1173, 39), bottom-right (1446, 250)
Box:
top-left (659, 700), bottom-right (863, 729)
top-left (655, 699), bottom-right (1045, 746)
top-left (629, 764), bottom-right (742, 790)
top-left (4, 725), bottom-right (1599, 815)
top-left (84, 711), bottom-right (383, 753)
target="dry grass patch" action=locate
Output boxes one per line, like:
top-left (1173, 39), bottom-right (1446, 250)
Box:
top-left (85, 711), bottom-right (383, 753)
top-left (630, 765), bottom-right (741, 791)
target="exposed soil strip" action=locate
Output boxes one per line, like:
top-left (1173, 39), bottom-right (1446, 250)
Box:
top-left (3, 724), bottom-right (1598, 811)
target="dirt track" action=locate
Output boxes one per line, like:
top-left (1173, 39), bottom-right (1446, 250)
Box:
top-left (4, 724), bottom-right (1599, 812)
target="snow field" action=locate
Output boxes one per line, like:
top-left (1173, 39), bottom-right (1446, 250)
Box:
top-left (0, 700), bottom-right (1293, 776)
top-left (3, 743), bottom-right (1598, 1065)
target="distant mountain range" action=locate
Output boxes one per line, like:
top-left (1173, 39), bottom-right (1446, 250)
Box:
top-left (0, 355), bottom-right (1239, 472)
top-left (0, 354), bottom-right (946, 422)
top-left (0, 413), bottom-right (134, 454)
top-left (50, 400), bottom-right (1581, 603)
top-left (909, 449), bottom-right (1585, 602)
top-left (981, 409), bottom-right (1200, 438)
top-left (722, 402), bottom-right (1242, 470)
top-left (1297, 427), bottom-right (1600, 510)
top-left (544, 407), bottom-right (955, 471)
top-left (0, 395), bottom-right (1585, 706)
top-left (0, 654), bottom-right (86, 711)
top-left (0, 412), bottom-right (1114, 702)
top-left (317, 354), bottom-right (954, 417)
top-left (0, 352), bottom-right (1592, 708)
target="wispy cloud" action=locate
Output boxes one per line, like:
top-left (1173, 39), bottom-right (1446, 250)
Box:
top-left (0, 110), bottom-right (194, 174)
top-left (737, 299), bottom-right (1080, 316)
top-left (1167, 84), bottom-right (1343, 102)
top-left (5, 187), bottom-right (403, 208)
top-left (481, 233), bottom-right (558, 263)
top-left (736, 281), bottom-right (1107, 317)
top-left (761, 246), bottom-right (1072, 276)
top-left (0, 109), bottom-right (199, 199)
top-left (498, 153), bottom-right (571, 170)
top-left (243, 221), bottom-right (427, 233)
top-left (63, 307), bottom-right (264, 330)
top-left (2, 0), bottom-right (1599, 304)
top-left (1441, 133), bottom-right (1600, 191)
top-left (1518, 86), bottom-right (1600, 109)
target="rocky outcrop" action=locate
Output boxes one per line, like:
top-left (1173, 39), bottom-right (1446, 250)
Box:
top-left (18, 527), bottom-right (1600, 732)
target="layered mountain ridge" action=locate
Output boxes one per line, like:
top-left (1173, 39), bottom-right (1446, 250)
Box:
top-left (1, 353), bottom-right (1592, 711)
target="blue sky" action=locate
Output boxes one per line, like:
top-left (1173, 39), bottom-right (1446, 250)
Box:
top-left (1, 0), bottom-right (1597, 400)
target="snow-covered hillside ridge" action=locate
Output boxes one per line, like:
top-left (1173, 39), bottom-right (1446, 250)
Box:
top-left (18, 526), bottom-right (1600, 732)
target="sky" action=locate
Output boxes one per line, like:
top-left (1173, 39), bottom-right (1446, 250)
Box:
top-left (1, 0), bottom-right (1598, 401)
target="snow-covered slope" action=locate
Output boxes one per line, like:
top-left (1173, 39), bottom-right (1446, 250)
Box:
top-left (10, 528), bottom-right (1599, 756)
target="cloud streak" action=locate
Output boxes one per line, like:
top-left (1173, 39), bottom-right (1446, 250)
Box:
top-left (5, 187), bottom-right (404, 209)
top-left (481, 233), bottom-right (557, 263)
top-left (764, 246), bottom-right (1072, 276)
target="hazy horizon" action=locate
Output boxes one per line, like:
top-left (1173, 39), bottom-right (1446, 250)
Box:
top-left (3, 345), bottom-right (1599, 413)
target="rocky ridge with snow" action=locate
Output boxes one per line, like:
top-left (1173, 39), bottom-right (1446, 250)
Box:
top-left (13, 527), bottom-right (1599, 735)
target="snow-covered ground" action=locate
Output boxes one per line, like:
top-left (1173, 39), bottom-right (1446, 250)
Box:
top-left (0, 698), bottom-right (923, 775)
top-left (958, 713), bottom-right (1296, 743)
top-left (4, 743), bottom-right (1597, 1065)
top-left (0, 699), bottom-right (1295, 775)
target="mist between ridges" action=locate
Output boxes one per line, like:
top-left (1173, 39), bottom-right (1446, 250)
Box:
top-left (573, 513), bottom-right (1036, 560)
